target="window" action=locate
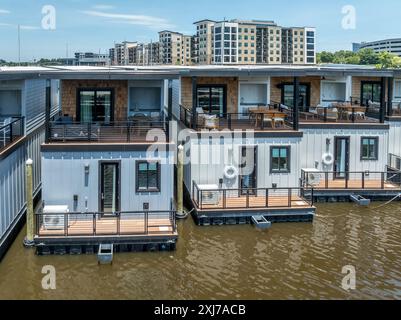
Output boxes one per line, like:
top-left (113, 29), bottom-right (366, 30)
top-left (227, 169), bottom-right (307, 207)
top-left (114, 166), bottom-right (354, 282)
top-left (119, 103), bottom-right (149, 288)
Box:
top-left (271, 146), bottom-right (290, 173)
top-left (77, 89), bottom-right (113, 123)
top-left (361, 81), bottom-right (382, 105)
top-left (136, 161), bottom-right (160, 192)
top-left (361, 137), bottom-right (378, 160)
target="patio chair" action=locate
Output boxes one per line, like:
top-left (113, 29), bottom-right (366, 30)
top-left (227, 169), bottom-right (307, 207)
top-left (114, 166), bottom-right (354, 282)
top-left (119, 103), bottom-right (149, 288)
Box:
top-left (273, 114), bottom-right (286, 128)
top-left (196, 107), bottom-right (218, 129)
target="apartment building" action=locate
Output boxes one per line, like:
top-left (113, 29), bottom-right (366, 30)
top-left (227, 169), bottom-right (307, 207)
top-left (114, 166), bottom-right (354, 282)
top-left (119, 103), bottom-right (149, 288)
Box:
top-left (159, 31), bottom-right (193, 65)
top-left (194, 19), bottom-right (316, 65)
top-left (74, 52), bottom-right (110, 66)
top-left (111, 41), bottom-right (138, 65)
top-left (353, 38), bottom-right (401, 56)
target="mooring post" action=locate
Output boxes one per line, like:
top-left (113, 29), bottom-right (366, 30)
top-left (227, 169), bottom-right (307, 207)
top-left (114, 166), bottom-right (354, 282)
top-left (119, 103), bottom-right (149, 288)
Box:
top-left (23, 158), bottom-right (35, 247)
top-left (176, 144), bottom-right (184, 217)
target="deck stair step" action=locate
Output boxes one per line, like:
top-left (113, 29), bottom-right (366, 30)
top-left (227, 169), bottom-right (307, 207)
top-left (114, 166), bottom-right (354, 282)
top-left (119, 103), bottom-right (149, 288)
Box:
top-left (251, 216), bottom-right (272, 230)
top-left (350, 195), bottom-right (371, 206)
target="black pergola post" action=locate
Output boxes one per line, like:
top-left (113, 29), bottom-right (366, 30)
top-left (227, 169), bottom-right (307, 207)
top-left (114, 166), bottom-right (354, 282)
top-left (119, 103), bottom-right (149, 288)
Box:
top-left (191, 77), bottom-right (197, 129)
top-left (293, 77), bottom-right (299, 131)
top-left (45, 79), bottom-right (51, 143)
top-left (387, 77), bottom-right (393, 117)
top-left (380, 77), bottom-right (386, 123)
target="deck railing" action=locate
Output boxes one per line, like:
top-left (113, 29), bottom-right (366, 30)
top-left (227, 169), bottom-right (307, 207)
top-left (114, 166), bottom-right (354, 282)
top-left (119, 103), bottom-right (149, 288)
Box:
top-left (35, 210), bottom-right (177, 238)
top-left (0, 116), bottom-right (24, 152)
top-left (179, 104), bottom-right (294, 131)
top-left (192, 181), bottom-right (314, 210)
top-left (48, 119), bottom-right (169, 143)
top-left (300, 170), bottom-right (401, 190)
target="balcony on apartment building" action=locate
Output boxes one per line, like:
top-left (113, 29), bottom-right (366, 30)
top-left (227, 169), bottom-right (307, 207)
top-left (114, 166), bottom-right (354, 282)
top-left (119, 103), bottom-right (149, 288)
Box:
top-left (0, 116), bottom-right (24, 153)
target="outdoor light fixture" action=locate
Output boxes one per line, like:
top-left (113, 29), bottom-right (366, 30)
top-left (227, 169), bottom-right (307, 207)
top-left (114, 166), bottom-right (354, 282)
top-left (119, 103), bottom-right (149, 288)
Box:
top-left (84, 164), bottom-right (90, 174)
top-left (326, 138), bottom-right (331, 146)
top-left (272, 183), bottom-right (277, 189)
top-left (365, 171), bottom-right (370, 177)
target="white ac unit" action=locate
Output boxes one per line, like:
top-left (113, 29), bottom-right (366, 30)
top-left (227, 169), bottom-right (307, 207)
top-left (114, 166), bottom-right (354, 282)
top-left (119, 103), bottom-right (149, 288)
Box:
top-left (303, 169), bottom-right (322, 187)
top-left (197, 184), bottom-right (220, 206)
top-left (43, 205), bottom-right (69, 230)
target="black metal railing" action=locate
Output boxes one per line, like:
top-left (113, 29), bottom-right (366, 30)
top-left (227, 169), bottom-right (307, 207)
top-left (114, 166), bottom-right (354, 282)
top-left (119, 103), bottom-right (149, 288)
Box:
top-left (300, 170), bottom-right (401, 190)
top-left (48, 120), bottom-right (169, 143)
top-left (179, 104), bottom-right (294, 131)
top-left (192, 181), bottom-right (313, 210)
top-left (0, 116), bottom-right (24, 151)
top-left (35, 210), bottom-right (177, 238)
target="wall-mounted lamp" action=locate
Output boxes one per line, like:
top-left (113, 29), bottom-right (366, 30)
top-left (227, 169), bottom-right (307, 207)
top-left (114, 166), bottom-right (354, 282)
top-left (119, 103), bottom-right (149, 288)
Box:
top-left (272, 183), bottom-right (277, 189)
top-left (365, 171), bottom-right (370, 177)
top-left (326, 138), bottom-right (331, 146)
top-left (84, 164), bottom-right (90, 174)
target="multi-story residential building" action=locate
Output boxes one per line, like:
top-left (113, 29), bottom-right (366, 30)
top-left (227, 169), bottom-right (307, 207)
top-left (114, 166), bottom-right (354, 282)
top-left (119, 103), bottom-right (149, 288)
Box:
top-left (159, 31), bottom-right (193, 65)
top-left (0, 69), bottom-right (59, 259)
top-left (194, 19), bottom-right (316, 65)
top-left (353, 38), bottom-right (401, 56)
top-left (111, 41), bottom-right (138, 65)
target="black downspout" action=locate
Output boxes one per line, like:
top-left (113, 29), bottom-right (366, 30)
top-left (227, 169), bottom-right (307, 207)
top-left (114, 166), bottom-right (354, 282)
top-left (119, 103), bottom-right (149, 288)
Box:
top-left (167, 79), bottom-right (173, 121)
top-left (45, 79), bottom-right (51, 143)
top-left (380, 77), bottom-right (386, 123)
top-left (191, 77), bottom-right (197, 129)
top-left (293, 77), bottom-right (299, 131)
top-left (387, 77), bottom-right (393, 117)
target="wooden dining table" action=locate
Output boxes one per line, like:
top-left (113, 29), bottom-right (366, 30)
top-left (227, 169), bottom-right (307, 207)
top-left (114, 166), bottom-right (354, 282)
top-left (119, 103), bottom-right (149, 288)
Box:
top-left (248, 108), bottom-right (287, 128)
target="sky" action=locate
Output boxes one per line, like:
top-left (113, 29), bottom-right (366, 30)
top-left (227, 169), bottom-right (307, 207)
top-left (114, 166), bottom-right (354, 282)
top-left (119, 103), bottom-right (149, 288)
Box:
top-left (0, 0), bottom-right (399, 61)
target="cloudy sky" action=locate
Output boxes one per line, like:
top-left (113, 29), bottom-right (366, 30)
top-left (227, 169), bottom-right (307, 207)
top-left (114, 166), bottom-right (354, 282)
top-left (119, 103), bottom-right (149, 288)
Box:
top-left (0, 0), bottom-right (397, 61)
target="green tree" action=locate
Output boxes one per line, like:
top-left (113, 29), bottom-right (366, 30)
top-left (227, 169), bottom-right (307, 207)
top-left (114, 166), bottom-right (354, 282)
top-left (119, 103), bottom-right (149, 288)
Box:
top-left (376, 52), bottom-right (401, 69)
top-left (358, 48), bottom-right (380, 65)
top-left (317, 51), bottom-right (335, 63)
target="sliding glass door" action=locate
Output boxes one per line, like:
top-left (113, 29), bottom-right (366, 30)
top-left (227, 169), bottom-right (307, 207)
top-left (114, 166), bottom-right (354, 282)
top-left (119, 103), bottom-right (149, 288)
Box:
top-left (361, 81), bottom-right (382, 105)
top-left (196, 85), bottom-right (226, 116)
top-left (281, 84), bottom-right (310, 112)
top-left (78, 89), bottom-right (113, 123)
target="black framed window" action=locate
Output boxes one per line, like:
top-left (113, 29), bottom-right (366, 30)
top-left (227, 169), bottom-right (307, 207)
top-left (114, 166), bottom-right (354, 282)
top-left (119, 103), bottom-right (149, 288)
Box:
top-left (196, 85), bottom-right (227, 116)
top-left (136, 161), bottom-right (160, 192)
top-left (361, 81), bottom-right (382, 105)
top-left (361, 137), bottom-right (379, 160)
top-left (270, 146), bottom-right (291, 173)
top-left (77, 89), bottom-right (113, 123)
top-left (281, 83), bottom-right (310, 111)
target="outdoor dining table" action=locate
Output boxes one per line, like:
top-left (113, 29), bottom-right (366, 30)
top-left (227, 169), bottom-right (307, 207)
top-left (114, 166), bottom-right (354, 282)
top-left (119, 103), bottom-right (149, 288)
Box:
top-left (248, 108), bottom-right (287, 128)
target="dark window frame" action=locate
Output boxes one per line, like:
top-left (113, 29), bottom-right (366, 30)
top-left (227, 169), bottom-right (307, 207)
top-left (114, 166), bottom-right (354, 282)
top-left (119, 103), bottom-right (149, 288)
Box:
top-left (196, 84), bottom-right (227, 115)
top-left (360, 81), bottom-right (382, 105)
top-left (270, 146), bottom-right (291, 174)
top-left (135, 160), bottom-right (161, 193)
top-left (280, 82), bottom-right (311, 111)
top-left (360, 137), bottom-right (379, 161)
top-left (98, 160), bottom-right (121, 213)
top-left (76, 88), bottom-right (115, 123)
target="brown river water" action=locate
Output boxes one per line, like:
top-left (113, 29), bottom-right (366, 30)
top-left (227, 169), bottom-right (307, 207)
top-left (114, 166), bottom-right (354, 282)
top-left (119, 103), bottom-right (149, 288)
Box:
top-left (0, 203), bottom-right (401, 300)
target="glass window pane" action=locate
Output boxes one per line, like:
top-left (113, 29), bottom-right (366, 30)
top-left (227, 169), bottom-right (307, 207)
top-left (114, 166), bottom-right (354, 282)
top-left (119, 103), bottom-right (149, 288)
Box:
top-left (80, 91), bottom-right (95, 123)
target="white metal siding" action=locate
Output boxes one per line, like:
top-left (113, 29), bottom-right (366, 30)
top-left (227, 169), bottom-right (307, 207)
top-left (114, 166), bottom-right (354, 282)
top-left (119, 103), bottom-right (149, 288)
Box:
top-left (41, 150), bottom-right (174, 213)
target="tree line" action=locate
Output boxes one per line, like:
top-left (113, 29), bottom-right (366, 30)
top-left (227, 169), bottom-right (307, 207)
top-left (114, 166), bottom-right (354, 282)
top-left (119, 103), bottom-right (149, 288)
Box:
top-left (317, 48), bottom-right (401, 69)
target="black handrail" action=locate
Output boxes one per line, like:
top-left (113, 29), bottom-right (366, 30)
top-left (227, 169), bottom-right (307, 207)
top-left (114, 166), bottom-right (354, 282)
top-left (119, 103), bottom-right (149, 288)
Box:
top-left (300, 169), bottom-right (401, 190)
top-left (35, 210), bottom-right (177, 238)
top-left (48, 120), bottom-right (169, 143)
top-left (192, 181), bottom-right (313, 210)
top-left (0, 116), bottom-right (25, 151)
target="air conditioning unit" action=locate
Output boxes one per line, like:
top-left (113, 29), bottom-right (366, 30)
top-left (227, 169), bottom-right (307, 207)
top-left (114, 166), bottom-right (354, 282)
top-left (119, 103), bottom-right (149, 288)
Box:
top-left (197, 184), bottom-right (220, 206)
top-left (43, 205), bottom-right (69, 230)
top-left (303, 169), bottom-right (322, 187)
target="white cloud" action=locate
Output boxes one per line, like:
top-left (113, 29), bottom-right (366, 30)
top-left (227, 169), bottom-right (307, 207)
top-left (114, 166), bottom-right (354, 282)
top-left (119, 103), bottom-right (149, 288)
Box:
top-left (0, 9), bottom-right (10, 14)
top-left (81, 10), bottom-right (176, 30)
top-left (92, 5), bottom-right (115, 10)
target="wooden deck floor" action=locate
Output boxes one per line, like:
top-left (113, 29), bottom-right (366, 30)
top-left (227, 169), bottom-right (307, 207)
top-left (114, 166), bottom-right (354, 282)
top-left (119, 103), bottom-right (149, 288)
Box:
top-left (198, 195), bottom-right (311, 211)
top-left (313, 179), bottom-right (400, 190)
top-left (37, 218), bottom-right (175, 238)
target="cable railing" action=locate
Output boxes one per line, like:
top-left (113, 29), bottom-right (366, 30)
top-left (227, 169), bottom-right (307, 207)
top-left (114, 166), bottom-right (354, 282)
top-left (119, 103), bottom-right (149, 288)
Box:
top-left (0, 116), bottom-right (25, 152)
top-left (35, 210), bottom-right (177, 238)
top-left (179, 104), bottom-right (294, 131)
top-left (48, 119), bottom-right (169, 143)
top-left (192, 181), bottom-right (314, 211)
top-left (300, 170), bottom-right (401, 190)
